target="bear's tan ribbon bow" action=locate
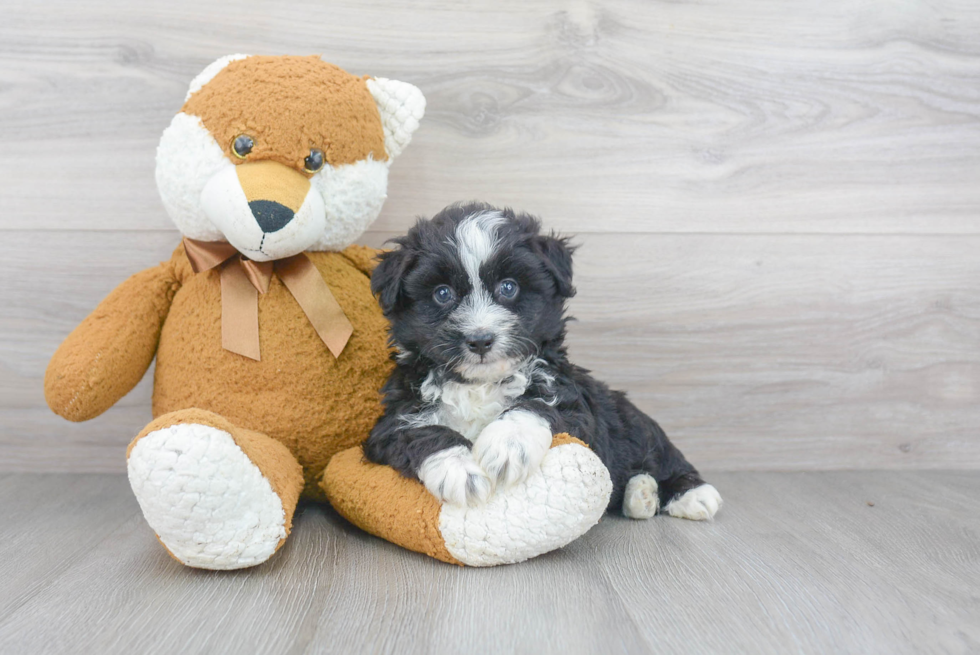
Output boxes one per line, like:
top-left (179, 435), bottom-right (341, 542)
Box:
top-left (182, 237), bottom-right (353, 361)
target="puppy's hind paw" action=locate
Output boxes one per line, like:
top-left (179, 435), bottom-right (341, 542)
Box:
top-left (622, 474), bottom-right (659, 520)
top-left (418, 446), bottom-right (492, 507)
top-left (665, 484), bottom-right (723, 521)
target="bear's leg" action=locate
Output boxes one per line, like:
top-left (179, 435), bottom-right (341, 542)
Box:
top-left (321, 434), bottom-right (613, 567)
top-left (126, 408), bottom-right (304, 570)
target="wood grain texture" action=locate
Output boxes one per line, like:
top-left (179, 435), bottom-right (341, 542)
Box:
top-left (1, 0), bottom-right (979, 472)
top-left (0, 472), bottom-right (978, 654)
top-left (0, 0), bottom-right (978, 234)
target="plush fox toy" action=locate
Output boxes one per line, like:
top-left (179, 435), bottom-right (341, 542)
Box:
top-left (44, 55), bottom-right (611, 569)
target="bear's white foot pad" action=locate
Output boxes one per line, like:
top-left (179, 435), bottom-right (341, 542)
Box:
top-left (438, 442), bottom-right (613, 567)
top-left (127, 423), bottom-right (286, 570)
top-left (623, 473), bottom-right (659, 519)
top-left (664, 484), bottom-right (723, 521)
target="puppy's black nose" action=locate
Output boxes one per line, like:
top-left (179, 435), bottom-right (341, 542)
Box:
top-left (249, 200), bottom-right (295, 233)
top-left (466, 333), bottom-right (495, 356)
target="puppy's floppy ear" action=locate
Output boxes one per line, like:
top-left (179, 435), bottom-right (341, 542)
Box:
top-left (371, 246), bottom-right (416, 314)
top-left (533, 233), bottom-right (576, 298)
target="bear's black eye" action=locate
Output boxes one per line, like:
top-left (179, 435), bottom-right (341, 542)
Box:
top-left (433, 285), bottom-right (456, 306)
top-left (304, 148), bottom-right (325, 173)
top-left (496, 278), bottom-right (519, 300)
top-left (232, 134), bottom-right (254, 159)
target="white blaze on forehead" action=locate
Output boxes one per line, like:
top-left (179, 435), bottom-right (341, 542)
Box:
top-left (451, 209), bottom-right (510, 333)
top-left (449, 210), bottom-right (519, 380)
top-left (453, 210), bottom-right (506, 291)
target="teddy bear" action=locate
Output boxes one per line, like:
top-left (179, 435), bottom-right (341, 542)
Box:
top-left (44, 55), bottom-right (612, 570)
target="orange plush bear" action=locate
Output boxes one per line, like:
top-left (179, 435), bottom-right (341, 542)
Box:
top-left (45, 55), bottom-right (611, 569)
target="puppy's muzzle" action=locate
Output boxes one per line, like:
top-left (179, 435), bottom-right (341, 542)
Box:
top-left (466, 332), bottom-right (495, 356)
top-left (236, 160), bottom-right (310, 233)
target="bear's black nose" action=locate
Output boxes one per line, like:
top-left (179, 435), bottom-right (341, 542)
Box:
top-left (466, 333), bottom-right (495, 356)
top-left (248, 200), bottom-right (295, 233)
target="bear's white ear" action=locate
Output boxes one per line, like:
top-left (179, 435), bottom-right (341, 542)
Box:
top-left (366, 78), bottom-right (426, 162)
top-left (185, 54), bottom-right (251, 102)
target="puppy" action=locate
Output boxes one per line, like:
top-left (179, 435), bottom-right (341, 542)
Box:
top-left (363, 202), bottom-right (722, 521)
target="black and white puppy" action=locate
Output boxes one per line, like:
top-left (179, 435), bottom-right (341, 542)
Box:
top-left (363, 202), bottom-right (722, 521)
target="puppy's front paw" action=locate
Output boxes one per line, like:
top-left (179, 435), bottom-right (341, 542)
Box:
top-left (473, 410), bottom-right (552, 489)
top-left (418, 446), bottom-right (492, 507)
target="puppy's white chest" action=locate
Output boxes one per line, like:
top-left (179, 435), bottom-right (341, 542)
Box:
top-left (436, 382), bottom-right (515, 441)
top-left (420, 374), bottom-right (529, 442)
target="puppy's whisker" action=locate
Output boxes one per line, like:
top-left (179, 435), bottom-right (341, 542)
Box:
top-left (510, 334), bottom-right (539, 355)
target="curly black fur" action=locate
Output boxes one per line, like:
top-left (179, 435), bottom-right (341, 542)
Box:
top-left (363, 202), bottom-right (710, 512)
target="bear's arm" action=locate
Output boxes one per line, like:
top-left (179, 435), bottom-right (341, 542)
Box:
top-left (339, 244), bottom-right (385, 277)
top-left (44, 262), bottom-right (179, 422)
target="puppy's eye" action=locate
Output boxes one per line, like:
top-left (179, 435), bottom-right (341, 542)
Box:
top-left (232, 134), bottom-right (254, 159)
top-left (304, 148), bottom-right (325, 173)
top-left (496, 278), bottom-right (519, 300)
top-left (433, 285), bottom-right (457, 306)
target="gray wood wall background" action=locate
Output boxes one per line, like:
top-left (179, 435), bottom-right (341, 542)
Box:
top-left (2, 0), bottom-right (978, 473)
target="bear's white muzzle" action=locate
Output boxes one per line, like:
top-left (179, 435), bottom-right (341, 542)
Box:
top-left (201, 161), bottom-right (326, 262)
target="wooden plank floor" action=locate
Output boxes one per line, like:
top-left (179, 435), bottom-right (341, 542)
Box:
top-left (0, 472), bottom-right (977, 654)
